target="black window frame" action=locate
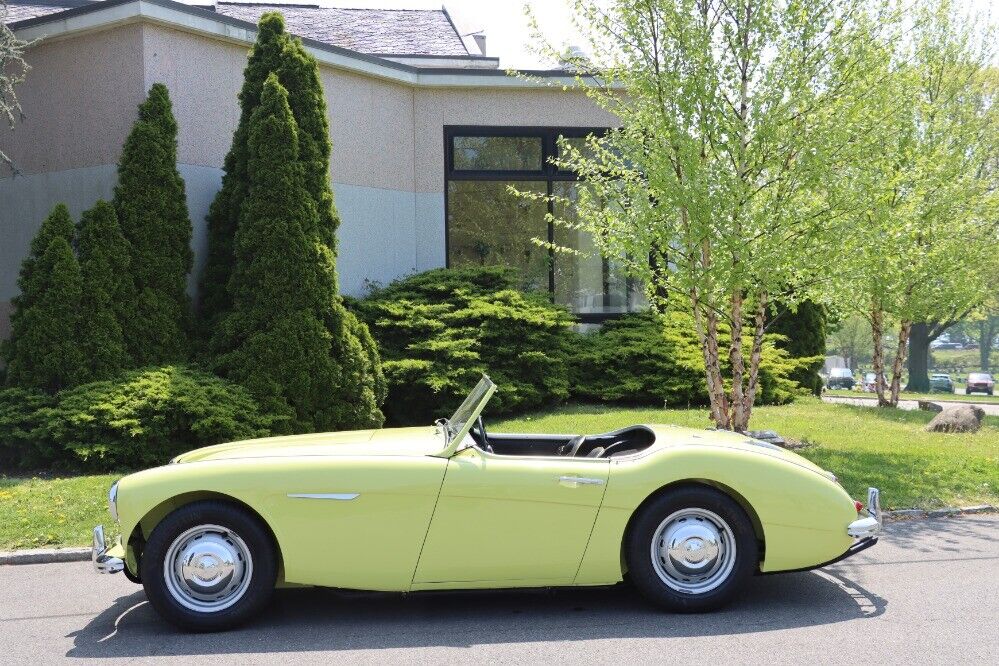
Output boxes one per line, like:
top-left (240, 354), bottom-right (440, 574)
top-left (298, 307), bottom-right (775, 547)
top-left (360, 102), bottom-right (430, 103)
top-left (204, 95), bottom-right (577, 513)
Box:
top-left (444, 125), bottom-right (624, 324)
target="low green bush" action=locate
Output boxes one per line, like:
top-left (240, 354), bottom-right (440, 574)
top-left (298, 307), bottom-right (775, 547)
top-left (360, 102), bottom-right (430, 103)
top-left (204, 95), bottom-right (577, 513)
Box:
top-left (0, 365), bottom-right (279, 471)
top-left (349, 267), bottom-right (576, 424)
top-left (572, 311), bottom-right (809, 407)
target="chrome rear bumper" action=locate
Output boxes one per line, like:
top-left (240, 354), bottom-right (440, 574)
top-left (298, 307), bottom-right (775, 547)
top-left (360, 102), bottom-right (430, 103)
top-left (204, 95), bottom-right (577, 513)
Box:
top-left (92, 525), bottom-right (124, 574)
top-left (847, 487), bottom-right (882, 538)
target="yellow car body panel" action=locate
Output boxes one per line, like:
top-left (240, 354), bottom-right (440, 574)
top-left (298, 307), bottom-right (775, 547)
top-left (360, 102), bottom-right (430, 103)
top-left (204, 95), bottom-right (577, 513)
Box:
top-left (111, 422), bottom-right (862, 592)
top-left (413, 447), bottom-right (609, 587)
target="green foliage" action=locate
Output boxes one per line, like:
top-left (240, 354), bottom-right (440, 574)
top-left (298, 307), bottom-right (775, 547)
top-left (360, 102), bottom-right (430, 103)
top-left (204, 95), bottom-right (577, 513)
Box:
top-left (572, 311), bottom-right (805, 408)
top-left (0, 366), bottom-right (278, 471)
top-left (276, 37), bottom-right (339, 254)
top-left (2, 237), bottom-right (86, 392)
top-left (76, 200), bottom-right (131, 381)
top-left (214, 75), bottom-right (384, 432)
top-left (1, 204), bottom-right (75, 382)
top-left (351, 267), bottom-right (575, 424)
top-left (537, 0), bottom-right (890, 429)
top-left (199, 12), bottom-right (293, 330)
top-left (0, 389), bottom-right (55, 470)
top-left (769, 300), bottom-right (827, 395)
top-left (114, 83), bottom-right (193, 365)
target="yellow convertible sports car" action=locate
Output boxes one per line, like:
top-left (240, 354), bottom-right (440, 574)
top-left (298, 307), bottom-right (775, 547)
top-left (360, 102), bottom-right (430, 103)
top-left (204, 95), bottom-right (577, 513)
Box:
top-left (93, 376), bottom-right (882, 631)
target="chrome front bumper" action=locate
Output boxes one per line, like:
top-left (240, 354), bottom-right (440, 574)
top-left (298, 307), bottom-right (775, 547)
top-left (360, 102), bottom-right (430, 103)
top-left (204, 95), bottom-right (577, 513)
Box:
top-left (847, 487), bottom-right (883, 538)
top-left (92, 525), bottom-right (124, 574)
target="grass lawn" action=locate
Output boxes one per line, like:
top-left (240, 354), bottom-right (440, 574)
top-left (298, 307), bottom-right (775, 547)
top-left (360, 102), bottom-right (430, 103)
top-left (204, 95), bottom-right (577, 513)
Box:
top-left (2, 399), bottom-right (996, 550)
top-left (0, 474), bottom-right (119, 551)
top-left (494, 398), bottom-right (999, 512)
top-left (824, 389), bottom-right (999, 403)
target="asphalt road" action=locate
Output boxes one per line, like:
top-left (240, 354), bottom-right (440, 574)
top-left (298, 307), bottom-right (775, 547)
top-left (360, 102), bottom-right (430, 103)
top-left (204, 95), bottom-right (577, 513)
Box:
top-left (823, 395), bottom-right (999, 415)
top-left (1, 515), bottom-right (997, 664)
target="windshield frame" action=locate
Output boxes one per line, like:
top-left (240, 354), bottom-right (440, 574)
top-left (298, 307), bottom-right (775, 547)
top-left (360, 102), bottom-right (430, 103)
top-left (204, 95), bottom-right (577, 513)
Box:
top-left (433, 375), bottom-right (496, 457)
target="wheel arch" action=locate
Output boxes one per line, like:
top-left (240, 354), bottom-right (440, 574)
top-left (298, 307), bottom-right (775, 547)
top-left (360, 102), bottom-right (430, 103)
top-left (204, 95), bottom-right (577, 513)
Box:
top-left (620, 479), bottom-right (766, 574)
top-left (126, 491), bottom-right (285, 580)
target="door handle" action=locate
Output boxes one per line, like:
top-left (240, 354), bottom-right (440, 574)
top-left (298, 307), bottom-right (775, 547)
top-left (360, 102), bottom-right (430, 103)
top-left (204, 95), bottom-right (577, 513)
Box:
top-left (558, 476), bottom-right (604, 487)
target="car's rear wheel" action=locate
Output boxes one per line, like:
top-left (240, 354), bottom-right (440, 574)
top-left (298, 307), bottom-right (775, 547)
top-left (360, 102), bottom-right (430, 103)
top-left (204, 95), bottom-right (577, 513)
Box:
top-left (140, 500), bottom-right (277, 631)
top-left (626, 486), bottom-right (757, 612)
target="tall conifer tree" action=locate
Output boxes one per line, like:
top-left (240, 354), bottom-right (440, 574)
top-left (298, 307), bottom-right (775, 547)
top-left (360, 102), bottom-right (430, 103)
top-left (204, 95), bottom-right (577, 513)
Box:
top-left (199, 13), bottom-right (290, 330)
top-left (1, 204), bottom-right (76, 385)
top-left (3, 236), bottom-right (86, 391)
top-left (114, 83), bottom-right (192, 364)
top-left (215, 75), bottom-right (383, 431)
top-left (204, 13), bottom-right (385, 426)
top-left (77, 200), bottom-right (131, 380)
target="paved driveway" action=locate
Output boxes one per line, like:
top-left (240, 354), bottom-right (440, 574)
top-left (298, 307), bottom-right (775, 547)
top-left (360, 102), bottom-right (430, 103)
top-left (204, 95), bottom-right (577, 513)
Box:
top-left (1, 515), bottom-right (997, 664)
top-left (823, 395), bottom-right (999, 416)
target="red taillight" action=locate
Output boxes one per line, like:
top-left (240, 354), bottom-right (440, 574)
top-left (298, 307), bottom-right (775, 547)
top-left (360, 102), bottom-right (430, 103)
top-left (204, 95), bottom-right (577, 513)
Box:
top-left (854, 500), bottom-right (864, 513)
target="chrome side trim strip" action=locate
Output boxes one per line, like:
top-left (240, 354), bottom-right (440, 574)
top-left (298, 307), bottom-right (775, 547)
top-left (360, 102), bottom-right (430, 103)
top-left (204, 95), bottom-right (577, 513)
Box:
top-left (558, 476), bottom-right (605, 487)
top-left (287, 493), bottom-right (360, 501)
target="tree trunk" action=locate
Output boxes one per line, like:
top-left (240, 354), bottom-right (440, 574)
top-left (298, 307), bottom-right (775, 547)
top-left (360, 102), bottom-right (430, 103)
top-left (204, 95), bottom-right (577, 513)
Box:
top-left (906, 322), bottom-right (930, 392)
top-left (728, 291), bottom-right (747, 431)
top-left (980, 318), bottom-right (996, 371)
top-left (889, 321), bottom-right (911, 406)
top-left (692, 298), bottom-right (730, 430)
top-left (870, 304), bottom-right (889, 407)
top-left (739, 294), bottom-right (768, 432)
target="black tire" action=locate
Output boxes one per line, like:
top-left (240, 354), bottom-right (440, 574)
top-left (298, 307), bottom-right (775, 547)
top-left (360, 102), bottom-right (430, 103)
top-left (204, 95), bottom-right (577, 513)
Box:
top-left (626, 486), bottom-right (757, 613)
top-left (140, 500), bottom-right (277, 631)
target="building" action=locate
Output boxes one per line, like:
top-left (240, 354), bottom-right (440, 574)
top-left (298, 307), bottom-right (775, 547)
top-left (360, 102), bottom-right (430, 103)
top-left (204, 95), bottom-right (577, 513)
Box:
top-left (1, 0), bottom-right (641, 340)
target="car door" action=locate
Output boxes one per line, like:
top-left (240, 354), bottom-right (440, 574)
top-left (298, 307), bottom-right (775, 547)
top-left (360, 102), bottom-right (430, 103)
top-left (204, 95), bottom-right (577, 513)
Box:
top-left (412, 447), bottom-right (610, 587)
top-left (263, 455), bottom-right (448, 591)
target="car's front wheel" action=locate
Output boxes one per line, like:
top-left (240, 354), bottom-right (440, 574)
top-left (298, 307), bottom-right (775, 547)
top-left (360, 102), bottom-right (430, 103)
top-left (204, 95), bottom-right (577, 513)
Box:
top-left (140, 500), bottom-right (277, 631)
top-left (626, 486), bottom-right (757, 613)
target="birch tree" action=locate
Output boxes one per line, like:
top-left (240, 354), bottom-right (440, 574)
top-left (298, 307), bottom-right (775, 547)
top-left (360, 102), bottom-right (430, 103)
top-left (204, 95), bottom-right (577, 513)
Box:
top-left (528, 0), bottom-right (885, 431)
top-left (843, 0), bottom-right (999, 407)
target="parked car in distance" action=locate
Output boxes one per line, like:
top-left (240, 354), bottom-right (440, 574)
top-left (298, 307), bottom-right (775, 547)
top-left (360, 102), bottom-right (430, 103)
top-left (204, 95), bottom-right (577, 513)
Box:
top-left (860, 373), bottom-right (880, 392)
top-left (826, 367), bottom-right (855, 390)
top-left (965, 372), bottom-right (994, 395)
top-left (91, 375), bottom-right (881, 631)
top-left (929, 374), bottom-right (954, 393)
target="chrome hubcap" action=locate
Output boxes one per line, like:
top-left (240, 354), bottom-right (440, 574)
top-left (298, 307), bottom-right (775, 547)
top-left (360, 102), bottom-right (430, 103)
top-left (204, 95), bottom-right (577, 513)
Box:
top-left (651, 508), bottom-right (736, 595)
top-left (163, 525), bottom-right (252, 613)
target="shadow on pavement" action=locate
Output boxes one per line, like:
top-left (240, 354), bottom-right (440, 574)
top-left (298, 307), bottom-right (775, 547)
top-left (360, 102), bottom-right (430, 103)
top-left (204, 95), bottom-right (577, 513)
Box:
top-left (66, 568), bottom-right (886, 658)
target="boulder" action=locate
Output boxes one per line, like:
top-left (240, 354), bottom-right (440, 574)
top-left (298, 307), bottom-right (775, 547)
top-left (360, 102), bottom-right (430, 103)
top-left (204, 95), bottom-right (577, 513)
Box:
top-left (747, 429), bottom-right (786, 447)
top-left (924, 405), bottom-right (985, 433)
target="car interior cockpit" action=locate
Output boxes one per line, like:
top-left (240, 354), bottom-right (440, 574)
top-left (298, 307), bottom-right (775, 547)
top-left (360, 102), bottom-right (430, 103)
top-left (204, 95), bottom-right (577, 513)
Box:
top-left (470, 419), bottom-right (656, 459)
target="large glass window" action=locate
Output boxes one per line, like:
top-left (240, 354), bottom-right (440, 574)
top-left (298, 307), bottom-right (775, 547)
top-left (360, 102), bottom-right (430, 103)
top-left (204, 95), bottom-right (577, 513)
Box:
top-left (445, 127), bottom-right (643, 322)
top-left (452, 136), bottom-right (543, 171)
top-left (447, 181), bottom-right (549, 293)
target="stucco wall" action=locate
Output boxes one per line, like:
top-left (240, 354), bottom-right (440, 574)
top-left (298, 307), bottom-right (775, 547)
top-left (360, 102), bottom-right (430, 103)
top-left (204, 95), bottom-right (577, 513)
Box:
top-left (0, 23), bottom-right (146, 176)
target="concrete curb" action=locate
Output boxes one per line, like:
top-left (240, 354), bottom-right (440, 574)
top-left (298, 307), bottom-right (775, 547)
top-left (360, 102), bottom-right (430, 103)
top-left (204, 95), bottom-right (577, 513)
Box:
top-left (0, 505), bottom-right (995, 565)
top-left (883, 505), bottom-right (997, 521)
top-left (0, 547), bottom-right (91, 566)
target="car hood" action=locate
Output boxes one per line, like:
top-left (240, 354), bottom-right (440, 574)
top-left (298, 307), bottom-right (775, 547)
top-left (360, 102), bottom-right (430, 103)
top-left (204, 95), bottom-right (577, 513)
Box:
top-left (171, 426), bottom-right (443, 464)
top-left (648, 425), bottom-right (831, 478)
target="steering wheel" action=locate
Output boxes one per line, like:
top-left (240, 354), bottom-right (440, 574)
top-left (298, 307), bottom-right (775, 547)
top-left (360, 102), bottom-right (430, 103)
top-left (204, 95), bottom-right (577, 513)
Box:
top-left (599, 440), bottom-right (630, 458)
top-left (475, 415), bottom-right (493, 453)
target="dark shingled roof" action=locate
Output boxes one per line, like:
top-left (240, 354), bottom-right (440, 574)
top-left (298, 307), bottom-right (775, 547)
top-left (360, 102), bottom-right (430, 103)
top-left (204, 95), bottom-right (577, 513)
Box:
top-left (4, 1), bottom-right (471, 57)
top-left (3, 0), bottom-right (99, 23)
top-left (215, 3), bottom-right (469, 56)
